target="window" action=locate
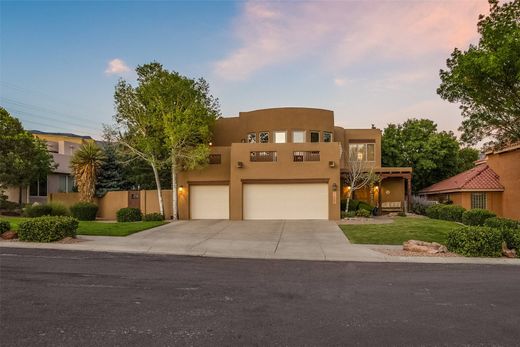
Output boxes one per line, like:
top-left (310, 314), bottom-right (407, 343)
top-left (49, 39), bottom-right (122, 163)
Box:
top-left (250, 151), bottom-right (277, 162)
top-left (274, 131), bottom-right (286, 143)
top-left (259, 131), bottom-right (269, 143)
top-left (247, 133), bottom-right (256, 143)
top-left (471, 192), bottom-right (487, 209)
top-left (209, 154), bottom-right (221, 164)
top-left (29, 177), bottom-right (47, 196)
top-left (58, 174), bottom-right (74, 193)
top-left (348, 143), bottom-right (375, 161)
top-left (323, 132), bottom-right (332, 142)
top-left (310, 131), bottom-right (320, 143)
top-left (292, 131), bottom-right (305, 143)
top-left (293, 151), bottom-right (320, 162)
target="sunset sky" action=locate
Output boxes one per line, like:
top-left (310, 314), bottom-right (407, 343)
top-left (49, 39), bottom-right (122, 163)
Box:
top-left (0, 0), bottom-right (490, 139)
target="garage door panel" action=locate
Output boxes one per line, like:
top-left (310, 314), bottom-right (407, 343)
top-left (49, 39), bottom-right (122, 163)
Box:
top-left (190, 185), bottom-right (229, 219)
top-left (243, 183), bottom-right (328, 220)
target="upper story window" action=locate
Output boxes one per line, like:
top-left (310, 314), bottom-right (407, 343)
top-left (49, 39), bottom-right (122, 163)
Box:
top-left (247, 133), bottom-right (256, 143)
top-left (323, 132), bottom-right (333, 142)
top-left (259, 131), bottom-right (269, 143)
top-left (310, 131), bottom-right (320, 143)
top-left (274, 131), bottom-right (287, 143)
top-left (348, 143), bottom-right (375, 161)
top-left (471, 192), bottom-right (487, 209)
top-left (209, 154), bottom-right (221, 164)
top-left (250, 151), bottom-right (277, 162)
top-left (292, 131), bottom-right (305, 143)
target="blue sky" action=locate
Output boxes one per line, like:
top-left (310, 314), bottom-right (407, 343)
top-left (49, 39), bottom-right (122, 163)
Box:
top-left (1, 0), bottom-right (489, 139)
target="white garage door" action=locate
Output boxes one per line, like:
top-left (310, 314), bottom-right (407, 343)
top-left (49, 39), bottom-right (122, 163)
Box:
top-left (243, 183), bottom-right (328, 220)
top-left (190, 185), bottom-right (229, 219)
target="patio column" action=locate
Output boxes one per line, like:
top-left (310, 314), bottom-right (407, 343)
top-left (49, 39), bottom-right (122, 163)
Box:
top-left (377, 179), bottom-right (382, 216)
top-left (406, 175), bottom-right (412, 212)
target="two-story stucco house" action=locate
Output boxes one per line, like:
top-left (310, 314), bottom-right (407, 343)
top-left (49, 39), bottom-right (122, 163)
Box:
top-left (177, 108), bottom-right (412, 220)
top-left (5, 131), bottom-right (92, 204)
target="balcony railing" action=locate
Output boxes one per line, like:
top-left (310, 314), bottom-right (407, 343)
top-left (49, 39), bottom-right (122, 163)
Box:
top-left (250, 151), bottom-right (277, 162)
top-left (293, 151), bottom-right (320, 162)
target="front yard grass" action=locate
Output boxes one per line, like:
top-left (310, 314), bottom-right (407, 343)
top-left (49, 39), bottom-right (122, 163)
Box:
top-left (0, 216), bottom-right (165, 237)
top-left (340, 216), bottom-right (459, 245)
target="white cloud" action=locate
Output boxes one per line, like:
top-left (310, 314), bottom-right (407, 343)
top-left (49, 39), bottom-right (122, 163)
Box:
top-left (105, 58), bottom-right (130, 75)
top-left (214, 1), bottom-right (489, 81)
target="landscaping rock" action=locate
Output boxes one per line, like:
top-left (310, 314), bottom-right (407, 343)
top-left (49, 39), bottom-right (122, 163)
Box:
top-left (403, 240), bottom-right (448, 254)
top-left (502, 242), bottom-right (517, 258)
top-left (1, 231), bottom-right (18, 240)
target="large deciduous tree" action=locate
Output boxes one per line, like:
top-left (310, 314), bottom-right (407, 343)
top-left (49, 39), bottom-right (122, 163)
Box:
top-left (0, 107), bottom-right (54, 204)
top-left (382, 119), bottom-right (478, 193)
top-left (437, 0), bottom-right (520, 146)
top-left (70, 142), bottom-right (106, 202)
top-left (134, 62), bottom-right (220, 220)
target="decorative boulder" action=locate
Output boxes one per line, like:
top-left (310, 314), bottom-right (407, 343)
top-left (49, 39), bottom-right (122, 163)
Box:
top-left (403, 240), bottom-right (448, 254)
top-left (502, 242), bottom-right (517, 258)
top-left (1, 231), bottom-right (18, 240)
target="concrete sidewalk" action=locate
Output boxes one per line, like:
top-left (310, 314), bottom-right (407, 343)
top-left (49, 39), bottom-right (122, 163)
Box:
top-left (1, 220), bottom-right (519, 265)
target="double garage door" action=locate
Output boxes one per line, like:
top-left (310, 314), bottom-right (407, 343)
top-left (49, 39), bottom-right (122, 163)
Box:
top-left (190, 183), bottom-right (328, 220)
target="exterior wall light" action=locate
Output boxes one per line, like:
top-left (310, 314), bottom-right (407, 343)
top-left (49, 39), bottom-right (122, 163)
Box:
top-left (178, 185), bottom-right (184, 192)
top-left (209, 142), bottom-right (213, 146)
top-left (332, 183), bottom-right (338, 191)
top-left (329, 161), bottom-right (336, 168)
top-left (237, 161), bottom-right (244, 168)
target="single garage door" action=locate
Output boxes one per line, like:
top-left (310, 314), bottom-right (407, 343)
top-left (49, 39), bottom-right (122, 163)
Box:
top-left (243, 183), bottom-right (328, 220)
top-left (190, 185), bottom-right (229, 219)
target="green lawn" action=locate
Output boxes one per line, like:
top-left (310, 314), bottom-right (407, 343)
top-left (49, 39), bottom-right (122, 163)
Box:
top-left (0, 216), bottom-right (165, 237)
top-left (340, 216), bottom-right (460, 245)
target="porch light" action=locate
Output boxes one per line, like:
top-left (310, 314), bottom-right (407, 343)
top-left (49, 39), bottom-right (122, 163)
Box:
top-left (178, 185), bottom-right (184, 192)
top-left (209, 142), bottom-right (213, 146)
top-left (332, 183), bottom-right (338, 191)
top-left (374, 186), bottom-right (379, 191)
top-left (237, 161), bottom-right (244, 168)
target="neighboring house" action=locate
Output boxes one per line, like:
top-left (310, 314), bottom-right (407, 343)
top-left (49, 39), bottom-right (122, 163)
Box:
top-left (419, 143), bottom-right (519, 220)
top-left (5, 131), bottom-right (92, 204)
top-left (178, 107), bottom-right (412, 220)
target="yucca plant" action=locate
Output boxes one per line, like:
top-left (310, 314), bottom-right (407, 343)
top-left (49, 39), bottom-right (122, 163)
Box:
top-left (70, 142), bottom-right (106, 202)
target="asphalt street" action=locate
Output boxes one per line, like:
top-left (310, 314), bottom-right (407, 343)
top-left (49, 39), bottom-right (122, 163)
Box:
top-left (1, 248), bottom-right (519, 346)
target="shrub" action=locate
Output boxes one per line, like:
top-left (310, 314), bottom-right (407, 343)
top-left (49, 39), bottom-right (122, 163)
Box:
top-left (18, 216), bottom-right (78, 242)
top-left (0, 220), bottom-right (10, 233)
top-left (484, 217), bottom-right (519, 230)
top-left (447, 226), bottom-right (503, 257)
top-left (47, 202), bottom-right (70, 216)
top-left (0, 199), bottom-right (19, 211)
top-left (461, 209), bottom-right (496, 226)
top-left (397, 211), bottom-right (407, 217)
top-left (24, 204), bottom-right (53, 218)
top-left (358, 201), bottom-right (374, 213)
top-left (342, 199), bottom-right (361, 212)
top-left (410, 196), bottom-right (435, 215)
top-left (142, 213), bottom-right (164, 221)
top-left (116, 207), bottom-right (142, 222)
top-left (70, 202), bottom-right (98, 221)
top-left (500, 228), bottom-right (520, 251)
top-left (425, 204), bottom-right (443, 219)
top-left (438, 205), bottom-right (466, 222)
top-left (355, 209), bottom-right (371, 218)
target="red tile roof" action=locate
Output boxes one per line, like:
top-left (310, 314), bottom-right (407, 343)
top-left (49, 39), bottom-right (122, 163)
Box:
top-left (419, 164), bottom-right (504, 194)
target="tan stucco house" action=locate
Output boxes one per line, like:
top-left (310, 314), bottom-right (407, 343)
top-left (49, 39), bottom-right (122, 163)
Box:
top-left (178, 107), bottom-right (412, 220)
top-left (420, 143), bottom-right (520, 220)
top-left (5, 131), bottom-right (92, 204)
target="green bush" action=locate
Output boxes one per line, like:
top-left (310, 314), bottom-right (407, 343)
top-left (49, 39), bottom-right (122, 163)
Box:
top-left (142, 213), bottom-right (164, 221)
top-left (70, 202), bottom-right (98, 221)
top-left (411, 196), bottom-right (435, 215)
top-left (18, 216), bottom-right (78, 242)
top-left (461, 209), bottom-right (496, 226)
top-left (501, 228), bottom-right (520, 251)
top-left (24, 204), bottom-right (53, 218)
top-left (0, 220), bottom-right (10, 233)
top-left (438, 204), bottom-right (466, 222)
top-left (342, 199), bottom-right (360, 212)
top-left (0, 199), bottom-right (19, 211)
top-left (484, 217), bottom-right (519, 230)
top-left (425, 204), bottom-right (443, 219)
top-left (47, 202), bottom-right (70, 216)
top-left (358, 201), bottom-right (374, 213)
top-left (447, 226), bottom-right (503, 257)
top-left (355, 209), bottom-right (371, 218)
top-left (116, 207), bottom-right (142, 222)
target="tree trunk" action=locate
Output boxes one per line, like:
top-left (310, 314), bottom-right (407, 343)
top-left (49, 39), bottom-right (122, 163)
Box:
top-left (18, 185), bottom-right (23, 205)
top-left (345, 197), bottom-right (350, 214)
top-left (151, 164), bottom-right (164, 217)
top-left (171, 155), bottom-right (178, 221)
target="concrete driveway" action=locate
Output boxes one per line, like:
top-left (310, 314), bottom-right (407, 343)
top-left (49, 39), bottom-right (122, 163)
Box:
top-left (119, 220), bottom-right (380, 261)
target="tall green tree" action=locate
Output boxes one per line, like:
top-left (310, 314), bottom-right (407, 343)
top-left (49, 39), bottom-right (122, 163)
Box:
top-left (95, 142), bottom-right (131, 197)
top-left (134, 62), bottom-right (220, 220)
top-left (0, 107), bottom-right (54, 204)
top-left (113, 73), bottom-right (169, 216)
top-left (438, 0), bottom-right (520, 146)
top-left (382, 119), bottom-right (477, 193)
